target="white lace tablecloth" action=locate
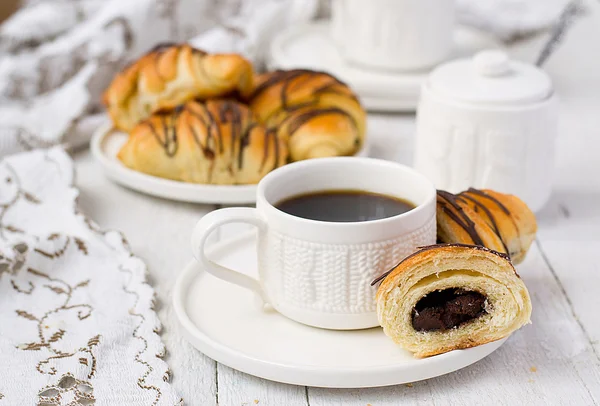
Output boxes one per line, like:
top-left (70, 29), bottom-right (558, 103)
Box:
top-left (0, 148), bottom-right (180, 405)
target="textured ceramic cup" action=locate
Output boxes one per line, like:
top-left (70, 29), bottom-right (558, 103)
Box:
top-left (191, 157), bottom-right (436, 330)
top-left (331, 0), bottom-right (456, 71)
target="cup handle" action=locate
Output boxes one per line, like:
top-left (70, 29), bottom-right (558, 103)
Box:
top-left (191, 207), bottom-right (268, 303)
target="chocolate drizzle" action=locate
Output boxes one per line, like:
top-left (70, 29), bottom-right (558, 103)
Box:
top-left (250, 69), bottom-right (349, 100)
top-left (272, 129), bottom-right (280, 171)
top-left (238, 122), bottom-right (258, 169)
top-left (190, 122), bottom-right (214, 159)
top-left (145, 100), bottom-right (280, 178)
top-left (218, 101), bottom-right (243, 159)
top-left (456, 193), bottom-right (510, 253)
top-left (416, 243), bottom-right (510, 259)
top-left (312, 82), bottom-right (359, 103)
top-left (437, 190), bottom-right (485, 246)
top-left (286, 107), bottom-right (353, 137)
top-left (185, 105), bottom-right (218, 159)
top-left (259, 128), bottom-right (280, 172)
top-left (370, 243), bottom-right (511, 286)
top-left (464, 188), bottom-right (510, 214)
top-left (250, 69), bottom-right (360, 140)
top-left (146, 111), bottom-right (179, 157)
top-left (201, 103), bottom-right (222, 154)
top-left (462, 188), bottom-right (519, 235)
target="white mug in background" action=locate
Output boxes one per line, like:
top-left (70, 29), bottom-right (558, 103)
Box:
top-left (330, 0), bottom-right (456, 72)
top-left (191, 157), bottom-right (436, 330)
top-left (413, 50), bottom-right (558, 212)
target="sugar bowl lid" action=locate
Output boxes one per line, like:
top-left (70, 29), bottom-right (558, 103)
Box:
top-left (428, 49), bottom-right (553, 106)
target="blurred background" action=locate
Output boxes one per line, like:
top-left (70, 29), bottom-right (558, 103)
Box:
top-left (0, 0), bottom-right (583, 156)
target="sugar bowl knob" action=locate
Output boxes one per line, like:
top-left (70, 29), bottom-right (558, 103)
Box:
top-left (473, 50), bottom-right (511, 77)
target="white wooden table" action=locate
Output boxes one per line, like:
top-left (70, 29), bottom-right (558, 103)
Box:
top-left (73, 7), bottom-right (600, 406)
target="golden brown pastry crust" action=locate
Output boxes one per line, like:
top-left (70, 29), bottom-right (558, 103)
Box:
top-left (376, 244), bottom-right (532, 358)
top-left (103, 43), bottom-right (254, 131)
top-left (117, 99), bottom-right (288, 184)
top-left (436, 189), bottom-right (537, 264)
top-left (247, 69), bottom-right (367, 161)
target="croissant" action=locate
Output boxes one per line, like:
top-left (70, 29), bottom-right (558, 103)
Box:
top-left (436, 189), bottom-right (537, 264)
top-left (247, 69), bottom-right (367, 161)
top-left (375, 244), bottom-right (532, 358)
top-left (117, 99), bottom-right (288, 185)
top-left (103, 43), bottom-right (254, 131)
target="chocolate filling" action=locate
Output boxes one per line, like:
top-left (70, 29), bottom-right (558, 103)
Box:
top-left (412, 289), bottom-right (487, 332)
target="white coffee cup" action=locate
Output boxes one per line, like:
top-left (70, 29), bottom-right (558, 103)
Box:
top-left (331, 0), bottom-right (456, 71)
top-left (191, 157), bottom-right (436, 330)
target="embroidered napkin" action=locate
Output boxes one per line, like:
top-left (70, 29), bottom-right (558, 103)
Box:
top-left (0, 147), bottom-right (180, 405)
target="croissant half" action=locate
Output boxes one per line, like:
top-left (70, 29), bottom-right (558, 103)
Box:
top-left (437, 189), bottom-right (537, 264)
top-left (103, 43), bottom-right (254, 131)
top-left (117, 99), bottom-right (288, 184)
top-left (248, 69), bottom-right (367, 161)
top-left (376, 244), bottom-right (532, 358)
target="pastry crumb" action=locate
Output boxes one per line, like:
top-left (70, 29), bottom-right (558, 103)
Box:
top-left (530, 366), bottom-right (537, 372)
top-left (405, 383), bottom-right (414, 388)
top-left (254, 400), bottom-right (259, 404)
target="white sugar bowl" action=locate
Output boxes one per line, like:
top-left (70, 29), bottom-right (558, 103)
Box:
top-left (414, 50), bottom-right (558, 212)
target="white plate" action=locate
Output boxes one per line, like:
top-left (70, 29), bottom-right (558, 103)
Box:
top-left (91, 121), bottom-right (370, 205)
top-left (173, 232), bottom-right (507, 388)
top-left (268, 21), bottom-right (502, 112)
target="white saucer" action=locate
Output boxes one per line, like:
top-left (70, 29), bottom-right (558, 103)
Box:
top-left (268, 21), bottom-right (502, 112)
top-left (91, 121), bottom-right (370, 205)
top-left (173, 232), bottom-right (507, 388)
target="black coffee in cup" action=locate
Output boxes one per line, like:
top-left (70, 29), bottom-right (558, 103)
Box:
top-left (276, 190), bottom-right (415, 223)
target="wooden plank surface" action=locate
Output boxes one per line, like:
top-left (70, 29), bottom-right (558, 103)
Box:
top-left (534, 0), bottom-right (600, 369)
top-left (217, 365), bottom-right (308, 406)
